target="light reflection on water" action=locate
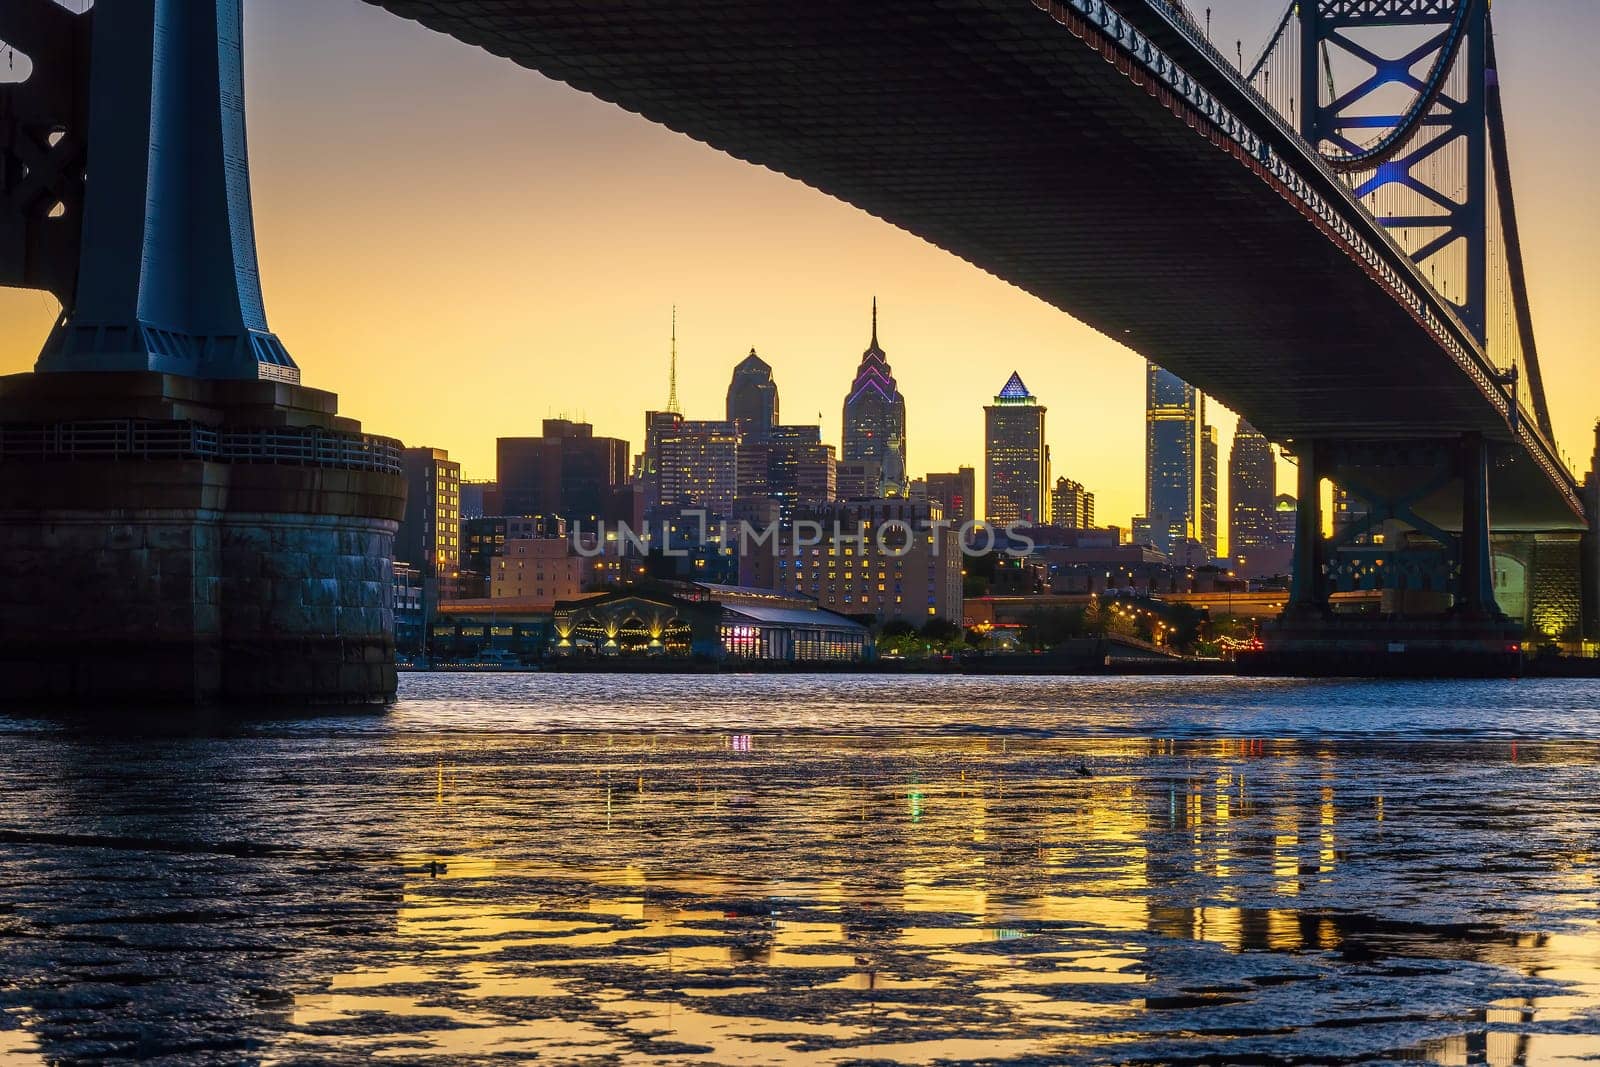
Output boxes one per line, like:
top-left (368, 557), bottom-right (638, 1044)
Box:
top-left (0, 675), bottom-right (1599, 1063)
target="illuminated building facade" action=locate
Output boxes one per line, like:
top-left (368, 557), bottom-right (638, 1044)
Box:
top-left (551, 583), bottom-right (871, 661)
top-left (657, 419), bottom-right (741, 518)
top-left (1201, 424), bottom-right (1219, 560)
top-left (926, 467), bottom-right (976, 528)
top-left (1136, 362), bottom-right (1206, 556)
top-left (397, 446), bottom-right (460, 576)
top-left (490, 537), bottom-right (585, 606)
top-left (1049, 477), bottom-right (1095, 530)
top-left (1228, 419), bottom-right (1276, 552)
top-left (985, 372), bottom-right (1047, 524)
top-left (841, 300), bottom-right (908, 498)
top-left (740, 499), bottom-right (963, 623)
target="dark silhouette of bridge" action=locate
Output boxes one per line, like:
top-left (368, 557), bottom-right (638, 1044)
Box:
top-left (0, 0), bottom-right (1594, 695)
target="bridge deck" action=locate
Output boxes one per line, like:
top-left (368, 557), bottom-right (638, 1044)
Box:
top-left (369, 0), bottom-right (1584, 529)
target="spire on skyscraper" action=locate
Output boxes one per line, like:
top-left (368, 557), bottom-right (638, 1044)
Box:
top-left (871, 296), bottom-right (878, 349)
top-left (667, 306), bottom-right (682, 415)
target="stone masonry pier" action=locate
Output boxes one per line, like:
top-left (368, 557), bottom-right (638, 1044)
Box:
top-left (0, 373), bottom-right (407, 707)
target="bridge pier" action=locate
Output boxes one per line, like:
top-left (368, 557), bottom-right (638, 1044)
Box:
top-left (1456, 433), bottom-right (1501, 620)
top-left (0, 1), bottom-right (406, 706)
top-left (1256, 434), bottom-right (1525, 676)
top-left (1285, 441), bottom-right (1328, 619)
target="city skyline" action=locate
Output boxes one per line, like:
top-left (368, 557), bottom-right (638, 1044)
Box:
top-left (0, 0), bottom-right (1595, 545)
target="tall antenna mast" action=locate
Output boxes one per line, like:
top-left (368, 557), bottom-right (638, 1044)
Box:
top-left (667, 305), bottom-right (682, 415)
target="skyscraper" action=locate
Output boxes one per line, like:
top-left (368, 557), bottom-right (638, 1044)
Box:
top-left (638, 409), bottom-right (684, 513)
top-left (1201, 423), bottom-right (1219, 560)
top-left (1050, 477), bottom-right (1095, 530)
top-left (1136, 362), bottom-right (1202, 555)
top-left (497, 420), bottom-right (629, 524)
top-left (985, 372), bottom-right (1047, 525)
top-left (736, 424), bottom-right (836, 519)
top-left (841, 299), bottom-right (908, 497)
top-left (726, 348), bottom-right (779, 440)
top-left (926, 468), bottom-right (976, 528)
top-left (657, 420), bottom-right (741, 518)
top-left (1228, 418), bottom-right (1276, 556)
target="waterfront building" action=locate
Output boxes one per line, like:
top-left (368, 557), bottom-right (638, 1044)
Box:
top-left (736, 424), bottom-right (837, 518)
top-left (740, 498), bottom-right (963, 623)
top-left (552, 583), bottom-right (872, 662)
top-left (985, 372), bottom-right (1047, 524)
top-left (926, 468), bottom-right (976, 528)
top-left (496, 419), bottom-right (629, 524)
top-left (726, 348), bottom-right (780, 440)
top-left (1049, 477), bottom-right (1095, 530)
top-left (391, 562), bottom-right (425, 655)
top-left (657, 419), bottom-right (741, 518)
top-left (1136, 362), bottom-right (1203, 556)
top-left (841, 299), bottom-right (908, 497)
top-left (396, 447), bottom-right (460, 576)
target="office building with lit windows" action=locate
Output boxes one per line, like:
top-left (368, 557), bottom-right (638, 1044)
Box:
top-left (736, 424), bottom-right (836, 518)
top-left (985, 372), bottom-right (1047, 524)
top-left (1228, 418), bottom-right (1281, 571)
top-left (1201, 423), bottom-right (1219, 560)
top-left (656, 419), bottom-right (741, 518)
top-left (1050, 477), bottom-right (1095, 530)
top-left (926, 467), bottom-right (976, 528)
top-left (841, 300), bottom-right (908, 497)
top-left (397, 447), bottom-right (460, 576)
top-left (739, 499), bottom-right (963, 623)
top-left (1135, 362), bottom-right (1209, 557)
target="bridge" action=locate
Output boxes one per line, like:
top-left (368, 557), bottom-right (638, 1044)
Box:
top-left (0, 0), bottom-right (1593, 700)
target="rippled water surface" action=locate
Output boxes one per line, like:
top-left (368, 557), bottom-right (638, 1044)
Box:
top-left (3, 675), bottom-right (1600, 1064)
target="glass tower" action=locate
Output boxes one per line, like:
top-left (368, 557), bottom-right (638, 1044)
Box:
top-left (1138, 362), bottom-right (1203, 556)
top-left (985, 372), bottom-right (1047, 524)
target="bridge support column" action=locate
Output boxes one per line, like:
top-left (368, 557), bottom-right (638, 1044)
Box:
top-left (1455, 433), bottom-right (1502, 620)
top-left (1286, 442), bottom-right (1327, 618)
top-left (0, 2), bottom-right (407, 706)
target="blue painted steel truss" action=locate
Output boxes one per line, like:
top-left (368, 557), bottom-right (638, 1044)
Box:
top-left (1300, 0), bottom-right (1487, 344)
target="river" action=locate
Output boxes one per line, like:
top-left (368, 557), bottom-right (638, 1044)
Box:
top-left (1, 675), bottom-right (1599, 1064)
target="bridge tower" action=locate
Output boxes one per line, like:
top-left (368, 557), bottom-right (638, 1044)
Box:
top-left (1299, 0), bottom-right (1488, 343)
top-left (0, 1), bottom-right (406, 706)
top-left (1262, 0), bottom-right (1590, 666)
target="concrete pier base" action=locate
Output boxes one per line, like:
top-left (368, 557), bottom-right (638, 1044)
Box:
top-left (1246, 615), bottom-right (1526, 678)
top-left (0, 372), bottom-right (407, 707)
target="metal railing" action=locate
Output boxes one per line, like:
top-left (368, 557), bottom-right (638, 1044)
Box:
top-left (0, 419), bottom-right (404, 474)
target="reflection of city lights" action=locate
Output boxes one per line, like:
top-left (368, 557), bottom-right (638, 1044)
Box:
top-left (729, 734), bottom-right (753, 753)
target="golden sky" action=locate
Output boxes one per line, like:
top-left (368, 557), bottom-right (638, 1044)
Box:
top-left (0, 0), bottom-right (1595, 543)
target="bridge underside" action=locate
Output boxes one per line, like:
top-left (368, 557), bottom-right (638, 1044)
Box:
top-left (372, 0), bottom-right (1580, 530)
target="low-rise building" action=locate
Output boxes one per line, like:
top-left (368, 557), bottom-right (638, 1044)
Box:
top-left (491, 537), bottom-right (585, 606)
top-left (739, 499), bottom-right (963, 623)
top-left (552, 582), bottom-right (871, 662)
